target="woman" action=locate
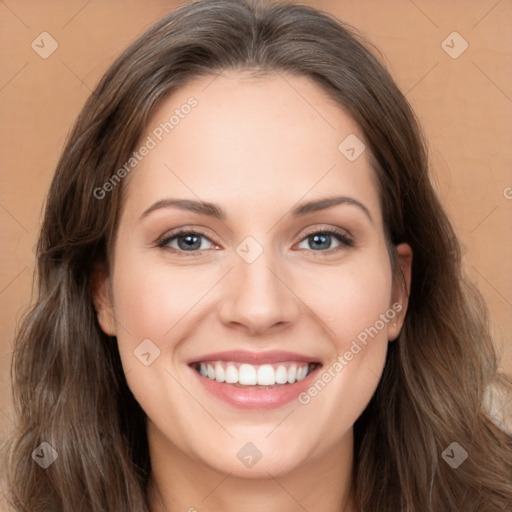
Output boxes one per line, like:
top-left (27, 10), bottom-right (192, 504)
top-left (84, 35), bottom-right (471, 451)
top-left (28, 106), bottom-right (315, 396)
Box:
top-left (4, 0), bottom-right (512, 510)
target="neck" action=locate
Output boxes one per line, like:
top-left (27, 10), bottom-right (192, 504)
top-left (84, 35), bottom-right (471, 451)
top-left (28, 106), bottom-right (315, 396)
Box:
top-left (147, 424), bottom-right (356, 512)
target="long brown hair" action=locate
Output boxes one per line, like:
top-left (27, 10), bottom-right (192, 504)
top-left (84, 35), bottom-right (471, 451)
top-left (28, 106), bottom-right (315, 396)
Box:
top-left (4, 0), bottom-right (512, 510)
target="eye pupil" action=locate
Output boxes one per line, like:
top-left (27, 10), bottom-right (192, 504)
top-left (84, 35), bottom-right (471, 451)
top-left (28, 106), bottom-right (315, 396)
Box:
top-left (310, 233), bottom-right (330, 250)
top-left (179, 234), bottom-right (201, 250)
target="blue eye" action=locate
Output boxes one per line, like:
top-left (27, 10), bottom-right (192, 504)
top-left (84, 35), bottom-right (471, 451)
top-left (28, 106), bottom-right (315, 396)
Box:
top-left (157, 227), bottom-right (353, 255)
top-left (157, 230), bottom-right (216, 253)
top-left (297, 229), bottom-right (353, 252)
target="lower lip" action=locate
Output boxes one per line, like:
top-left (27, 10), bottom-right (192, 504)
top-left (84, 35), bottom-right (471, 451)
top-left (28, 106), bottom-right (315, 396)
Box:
top-left (190, 364), bottom-right (321, 410)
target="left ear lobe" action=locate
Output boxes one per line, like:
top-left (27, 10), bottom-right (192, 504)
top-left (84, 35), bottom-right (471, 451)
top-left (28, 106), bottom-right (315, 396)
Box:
top-left (90, 266), bottom-right (117, 336)
top-left (387, 243), bottom-right (412, 341)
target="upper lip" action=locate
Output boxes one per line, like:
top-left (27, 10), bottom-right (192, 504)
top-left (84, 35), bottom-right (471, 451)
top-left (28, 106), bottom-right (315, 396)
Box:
top-left (188, 350), bottom-right (321, 365)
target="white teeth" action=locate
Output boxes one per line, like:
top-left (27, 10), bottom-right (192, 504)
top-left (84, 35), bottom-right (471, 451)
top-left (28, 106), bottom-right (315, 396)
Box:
top-left (239, 364), bottom-right (257, 385)
top-left (257, 364), bottom-right (275, 385)
top-left (275, 365), bottom-right (288, 384)
top-left (225, 364), bottom-right (238, 384)
top-left (297, 366), bottom-right (307, 381)
top-left (196, 361), bottom-right (313, 386)
top-left (215, 362), bottom-right (225, 383)
top-left (287, 365), bottom-right (297, 384)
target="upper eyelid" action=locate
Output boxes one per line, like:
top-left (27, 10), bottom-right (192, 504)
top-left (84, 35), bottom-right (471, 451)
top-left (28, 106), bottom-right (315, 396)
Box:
top-left (300, 224), bottom-right (352, 239)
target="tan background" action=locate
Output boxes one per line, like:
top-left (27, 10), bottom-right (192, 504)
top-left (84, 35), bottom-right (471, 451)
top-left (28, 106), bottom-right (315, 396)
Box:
top-left (1, 0), bottom-right (511, 462)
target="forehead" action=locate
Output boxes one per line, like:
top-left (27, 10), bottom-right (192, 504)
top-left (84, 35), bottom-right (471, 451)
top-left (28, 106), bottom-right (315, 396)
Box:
top-left (121, 71), bottom-right (381, 226)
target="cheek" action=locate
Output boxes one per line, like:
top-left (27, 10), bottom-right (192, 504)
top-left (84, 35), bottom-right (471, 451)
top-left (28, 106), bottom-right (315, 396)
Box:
top-left (109, 252), bottom-right (219, 405)
top-left (109, 255), bottom-right (203, 435)
top-left (301, 338), bottom-right (388, 456)
top-left (294, 253), bottom-right (393, 424)
top-left (306, 253), bottom-right (393, 344)
top-left (112, 254), bottom-right (207, 340)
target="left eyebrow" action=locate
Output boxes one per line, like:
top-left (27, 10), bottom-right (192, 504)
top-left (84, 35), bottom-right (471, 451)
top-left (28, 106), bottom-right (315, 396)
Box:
top-left (290, 196), bottom-right (373, 223)
top-left (139, 195), bottom-right (373, 224)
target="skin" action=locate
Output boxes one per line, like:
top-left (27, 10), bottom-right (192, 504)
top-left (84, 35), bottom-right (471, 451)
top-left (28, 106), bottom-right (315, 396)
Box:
top-left (93, 70), bottom-right (412, 512)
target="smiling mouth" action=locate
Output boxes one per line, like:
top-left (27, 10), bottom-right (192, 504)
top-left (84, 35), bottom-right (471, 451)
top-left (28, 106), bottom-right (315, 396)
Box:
top-left (190, 361), bottom-right (321, 387)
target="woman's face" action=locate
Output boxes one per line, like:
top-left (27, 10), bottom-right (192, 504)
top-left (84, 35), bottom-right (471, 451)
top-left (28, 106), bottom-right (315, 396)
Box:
top-left (94, 70), bottom-right (412, 478)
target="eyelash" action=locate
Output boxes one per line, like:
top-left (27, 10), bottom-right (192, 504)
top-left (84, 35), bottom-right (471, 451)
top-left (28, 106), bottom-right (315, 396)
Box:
top-left (156, 226), bottom-right (354, 256)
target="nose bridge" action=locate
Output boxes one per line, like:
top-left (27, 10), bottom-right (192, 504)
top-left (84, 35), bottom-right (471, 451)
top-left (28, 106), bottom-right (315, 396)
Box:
top-left (218, 238), bottom-right (300, 334)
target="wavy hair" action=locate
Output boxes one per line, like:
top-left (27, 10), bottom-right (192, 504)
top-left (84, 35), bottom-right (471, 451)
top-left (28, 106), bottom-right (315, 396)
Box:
top-left (4, 0), bottom-right (512, 510)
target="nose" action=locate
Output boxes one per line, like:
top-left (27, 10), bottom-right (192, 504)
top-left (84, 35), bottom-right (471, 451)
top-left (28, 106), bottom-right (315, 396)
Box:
top-left (217, 249), bottom-right (302, 336)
